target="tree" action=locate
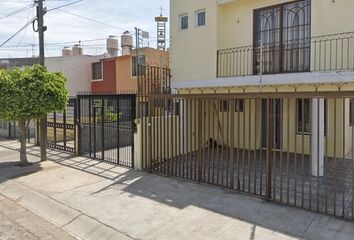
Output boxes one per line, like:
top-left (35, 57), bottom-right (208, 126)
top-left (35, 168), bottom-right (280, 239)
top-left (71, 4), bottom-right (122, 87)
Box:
top-left (0, 65), bottom-right (68, 166)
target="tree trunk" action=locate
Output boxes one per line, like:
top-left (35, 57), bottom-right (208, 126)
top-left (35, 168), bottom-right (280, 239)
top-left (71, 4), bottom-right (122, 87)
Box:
top-left (39, 115), bottom-right (47, 162)
top-left (19, 120), bottom-right (30, 167)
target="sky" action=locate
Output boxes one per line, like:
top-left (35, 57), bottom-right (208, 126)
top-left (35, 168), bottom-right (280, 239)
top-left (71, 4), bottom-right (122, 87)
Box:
top-left (0, 0), bottom-right (169, 58)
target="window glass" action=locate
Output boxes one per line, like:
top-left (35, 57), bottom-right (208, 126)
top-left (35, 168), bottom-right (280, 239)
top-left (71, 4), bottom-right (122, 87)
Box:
top-left (91, 62), bottom-right (102, 80)
top-left (220, 101), bottom-right (229, 112)
top-left (296, 99), bottom-right (310, 133)
top-left (180, 15), bottom-right (188, 30)
top-left (235, 99), bottom-right (244, 112)
top-left (196, 11), bottom-right (206, 26)
top-left (132, 55), bottom-right (146, 76)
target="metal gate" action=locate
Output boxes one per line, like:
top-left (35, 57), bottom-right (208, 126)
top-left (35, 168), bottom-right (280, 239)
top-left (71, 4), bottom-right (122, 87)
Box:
top-left (47, 98), bottom-right (77, 153)
top-left (141, 92), bottom-right (354, 221)
top-left (77, 94), bottom-right (136, 168)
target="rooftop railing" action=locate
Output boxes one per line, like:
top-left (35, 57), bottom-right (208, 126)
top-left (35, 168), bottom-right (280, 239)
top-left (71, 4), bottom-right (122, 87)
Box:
top-left (217, 31), bottom-right (354, 78)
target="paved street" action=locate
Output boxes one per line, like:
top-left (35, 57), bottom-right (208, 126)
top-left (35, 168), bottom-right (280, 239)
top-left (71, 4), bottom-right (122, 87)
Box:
top-left (0, 192), bottom-right (75, 240)
top-left (1, 138), bottom-right (354, 240)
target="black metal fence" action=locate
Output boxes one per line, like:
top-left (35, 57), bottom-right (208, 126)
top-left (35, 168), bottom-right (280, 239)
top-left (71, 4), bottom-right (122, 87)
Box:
top-left (217, 31), bottom-right (354, 77)
top-left (47, 98), bottom-right (77, 153)
top-left (141, 91), bottom-right (354, 221)
top-left (77, 94), bottom-right (136, 168)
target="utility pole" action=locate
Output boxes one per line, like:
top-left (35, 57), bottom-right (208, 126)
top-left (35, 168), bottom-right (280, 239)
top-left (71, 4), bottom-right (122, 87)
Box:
top-left (36, 0), bottom-right (47, 161)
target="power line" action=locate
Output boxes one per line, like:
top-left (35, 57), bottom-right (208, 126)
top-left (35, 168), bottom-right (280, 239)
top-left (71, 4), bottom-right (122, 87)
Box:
top-left (52, 8), bottom-right (128, 32)
top-left (0, 4), bottom-right (34, 20)
top-left (0, 17), bottom-right (36, 48)
top-left (47, 0), bottom-right (83, 12)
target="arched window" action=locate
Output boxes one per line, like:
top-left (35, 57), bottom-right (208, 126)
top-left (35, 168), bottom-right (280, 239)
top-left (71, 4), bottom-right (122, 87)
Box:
top-left (254, 0), bottom-right (311, 74)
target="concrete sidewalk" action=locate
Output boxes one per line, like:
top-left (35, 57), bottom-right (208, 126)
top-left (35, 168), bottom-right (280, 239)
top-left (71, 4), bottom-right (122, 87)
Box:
top-left (1, 139), bottom-right (354, 240)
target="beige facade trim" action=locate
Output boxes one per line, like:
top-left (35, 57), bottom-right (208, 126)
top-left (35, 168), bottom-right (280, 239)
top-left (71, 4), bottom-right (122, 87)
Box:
top-left (171, 70), bottom-right (354, 90)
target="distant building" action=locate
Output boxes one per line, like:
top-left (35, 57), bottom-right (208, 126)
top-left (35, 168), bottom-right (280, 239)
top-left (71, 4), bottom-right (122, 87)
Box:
top-left (0, 53), bottom-right (103, 96)
top-left (91, 44), bottom-right (169, 93)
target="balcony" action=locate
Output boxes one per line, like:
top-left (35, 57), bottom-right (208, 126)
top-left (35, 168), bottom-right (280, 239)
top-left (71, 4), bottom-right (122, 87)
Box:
top-left (217, 31), bottom-right (354, 78)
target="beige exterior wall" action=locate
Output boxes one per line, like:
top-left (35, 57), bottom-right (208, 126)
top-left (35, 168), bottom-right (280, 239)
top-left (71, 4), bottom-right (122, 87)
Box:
top-left (170, 0), bottom-right (218, 82)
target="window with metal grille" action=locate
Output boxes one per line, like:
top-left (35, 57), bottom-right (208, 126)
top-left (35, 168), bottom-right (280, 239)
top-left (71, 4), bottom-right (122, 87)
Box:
top-left (254, 0), bottom-right (311, 74)
top-left (132, 55), bottom-right (146, 76)
top-left (91, 62), bottom-right (102, 80)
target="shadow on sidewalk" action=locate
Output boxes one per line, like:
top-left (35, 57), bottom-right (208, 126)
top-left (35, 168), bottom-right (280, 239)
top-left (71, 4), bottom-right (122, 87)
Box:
top-left (0, 161), bottom-right (43, 184)
top-left (2, 139), bottom-right (353, 240)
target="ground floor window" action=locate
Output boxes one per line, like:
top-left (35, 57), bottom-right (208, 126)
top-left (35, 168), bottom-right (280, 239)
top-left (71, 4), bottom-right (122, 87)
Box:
top-left (296, 99), bottom-right (310, 134)
top-left (220, 99), bottom-right (245, 113)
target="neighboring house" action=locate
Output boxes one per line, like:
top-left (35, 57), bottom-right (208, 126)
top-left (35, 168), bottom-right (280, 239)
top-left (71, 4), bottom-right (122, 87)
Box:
top-left (91, 47), bottom-right (169, 93)
top-left (0, 53), bottom-right (104, 96)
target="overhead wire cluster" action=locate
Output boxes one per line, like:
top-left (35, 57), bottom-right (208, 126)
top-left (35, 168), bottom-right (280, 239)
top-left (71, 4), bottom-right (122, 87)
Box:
top-left (0, 0), bottom-right (169, 57)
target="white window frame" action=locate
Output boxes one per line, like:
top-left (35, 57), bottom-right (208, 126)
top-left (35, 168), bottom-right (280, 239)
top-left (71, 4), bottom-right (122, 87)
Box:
top-left (91, 61), bottom-right (103, 82)
top-left (195, 9), bottom-right (206, 27)
top-left (179, 14), bottom-right (188, 31)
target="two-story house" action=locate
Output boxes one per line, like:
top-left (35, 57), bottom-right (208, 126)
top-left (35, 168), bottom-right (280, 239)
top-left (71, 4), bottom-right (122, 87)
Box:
top-left (141, 0), bottom-right (354, 219)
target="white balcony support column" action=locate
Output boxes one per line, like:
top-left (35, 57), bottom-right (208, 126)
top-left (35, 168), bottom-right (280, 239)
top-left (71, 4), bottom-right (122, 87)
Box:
top-left (311, 98), bottom-right (325, 177)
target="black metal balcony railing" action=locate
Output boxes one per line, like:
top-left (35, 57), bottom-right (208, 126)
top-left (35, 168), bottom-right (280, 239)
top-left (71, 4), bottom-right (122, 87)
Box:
top-left (217, 31), bottom-right (354, 78)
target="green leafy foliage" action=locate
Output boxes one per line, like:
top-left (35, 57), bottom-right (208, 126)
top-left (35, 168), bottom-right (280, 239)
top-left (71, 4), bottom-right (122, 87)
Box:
top-left (0, 64), bottom-right (69, 122)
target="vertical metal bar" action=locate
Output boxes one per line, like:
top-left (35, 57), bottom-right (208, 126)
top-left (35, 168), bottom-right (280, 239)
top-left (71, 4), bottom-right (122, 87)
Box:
top-left (203, 99), bottom-right (207, 182)
top-left (248, 98), bottom-right (252, 192)
top-left (325, 98), bottom-right (328, 214)
top-left (208, 99), bottom-right (211, 183)
top-left (302, 98), bottom-right (305, 208)
top-left (317, 98), bottom-right (320, 212)
top-left (266, 98), bottom-right (273, 200)
top-left (254, 99), bottom-right (258, 194)
top-left (53, 112), bottom-right (57, 145)
top-left (194, 98), bottom-right (198, 181)
top-left (221, 99), bottom-right (225, 186)
top-left (226, 99), bottom-right (230, 187)
top-left (93, 99), bottom-right (96, 159)
top-left (117, 98), bottom-right (120, 165)
top-left (334, 98), bottom-right (337, 216)
top-left (131, 96), bottom-right (135, 168)
top-left (147, 96), bottom-right (153, 172)
top-left (237, 99), bottom-right (241, 190)
top-left (243, 98), bottom-right (246, 191)
top-left (101, 98), bottom-right (105, 161)
top-left (279, 99), bottom-right (283, 203)
top-left (260, 99), bottom-right (263, 196)
top-left (287, 98), bottom-right (291, 205)
top-left (294, 99), bottom-right (298, 206)
top-left (230, 99), bottom-right (235, 189)
top-left (216, 100), bottom-right (220, 184)
top-left (352, 98), bottom-right (354, 220)
top-left (211, 99), bottom-right (215, 183)
top-left (272, 99), bottom-right (276, 200)
top-left (187, 99), bottom-right (191, 179)
top-left (342, 98), bottom-right (346, 218)
top-left (171, 98), bottom-right (175, 176)
top-left (178, 98), bottom-right (182, 177)
top-left (198, 99), bottom-right (203, 183)
top-left (309, 98), bottom-right (313, 211)
top-left (77, 98), bottom-right (81, 156)
top-left (63, 109), bottom-right (67, 149)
